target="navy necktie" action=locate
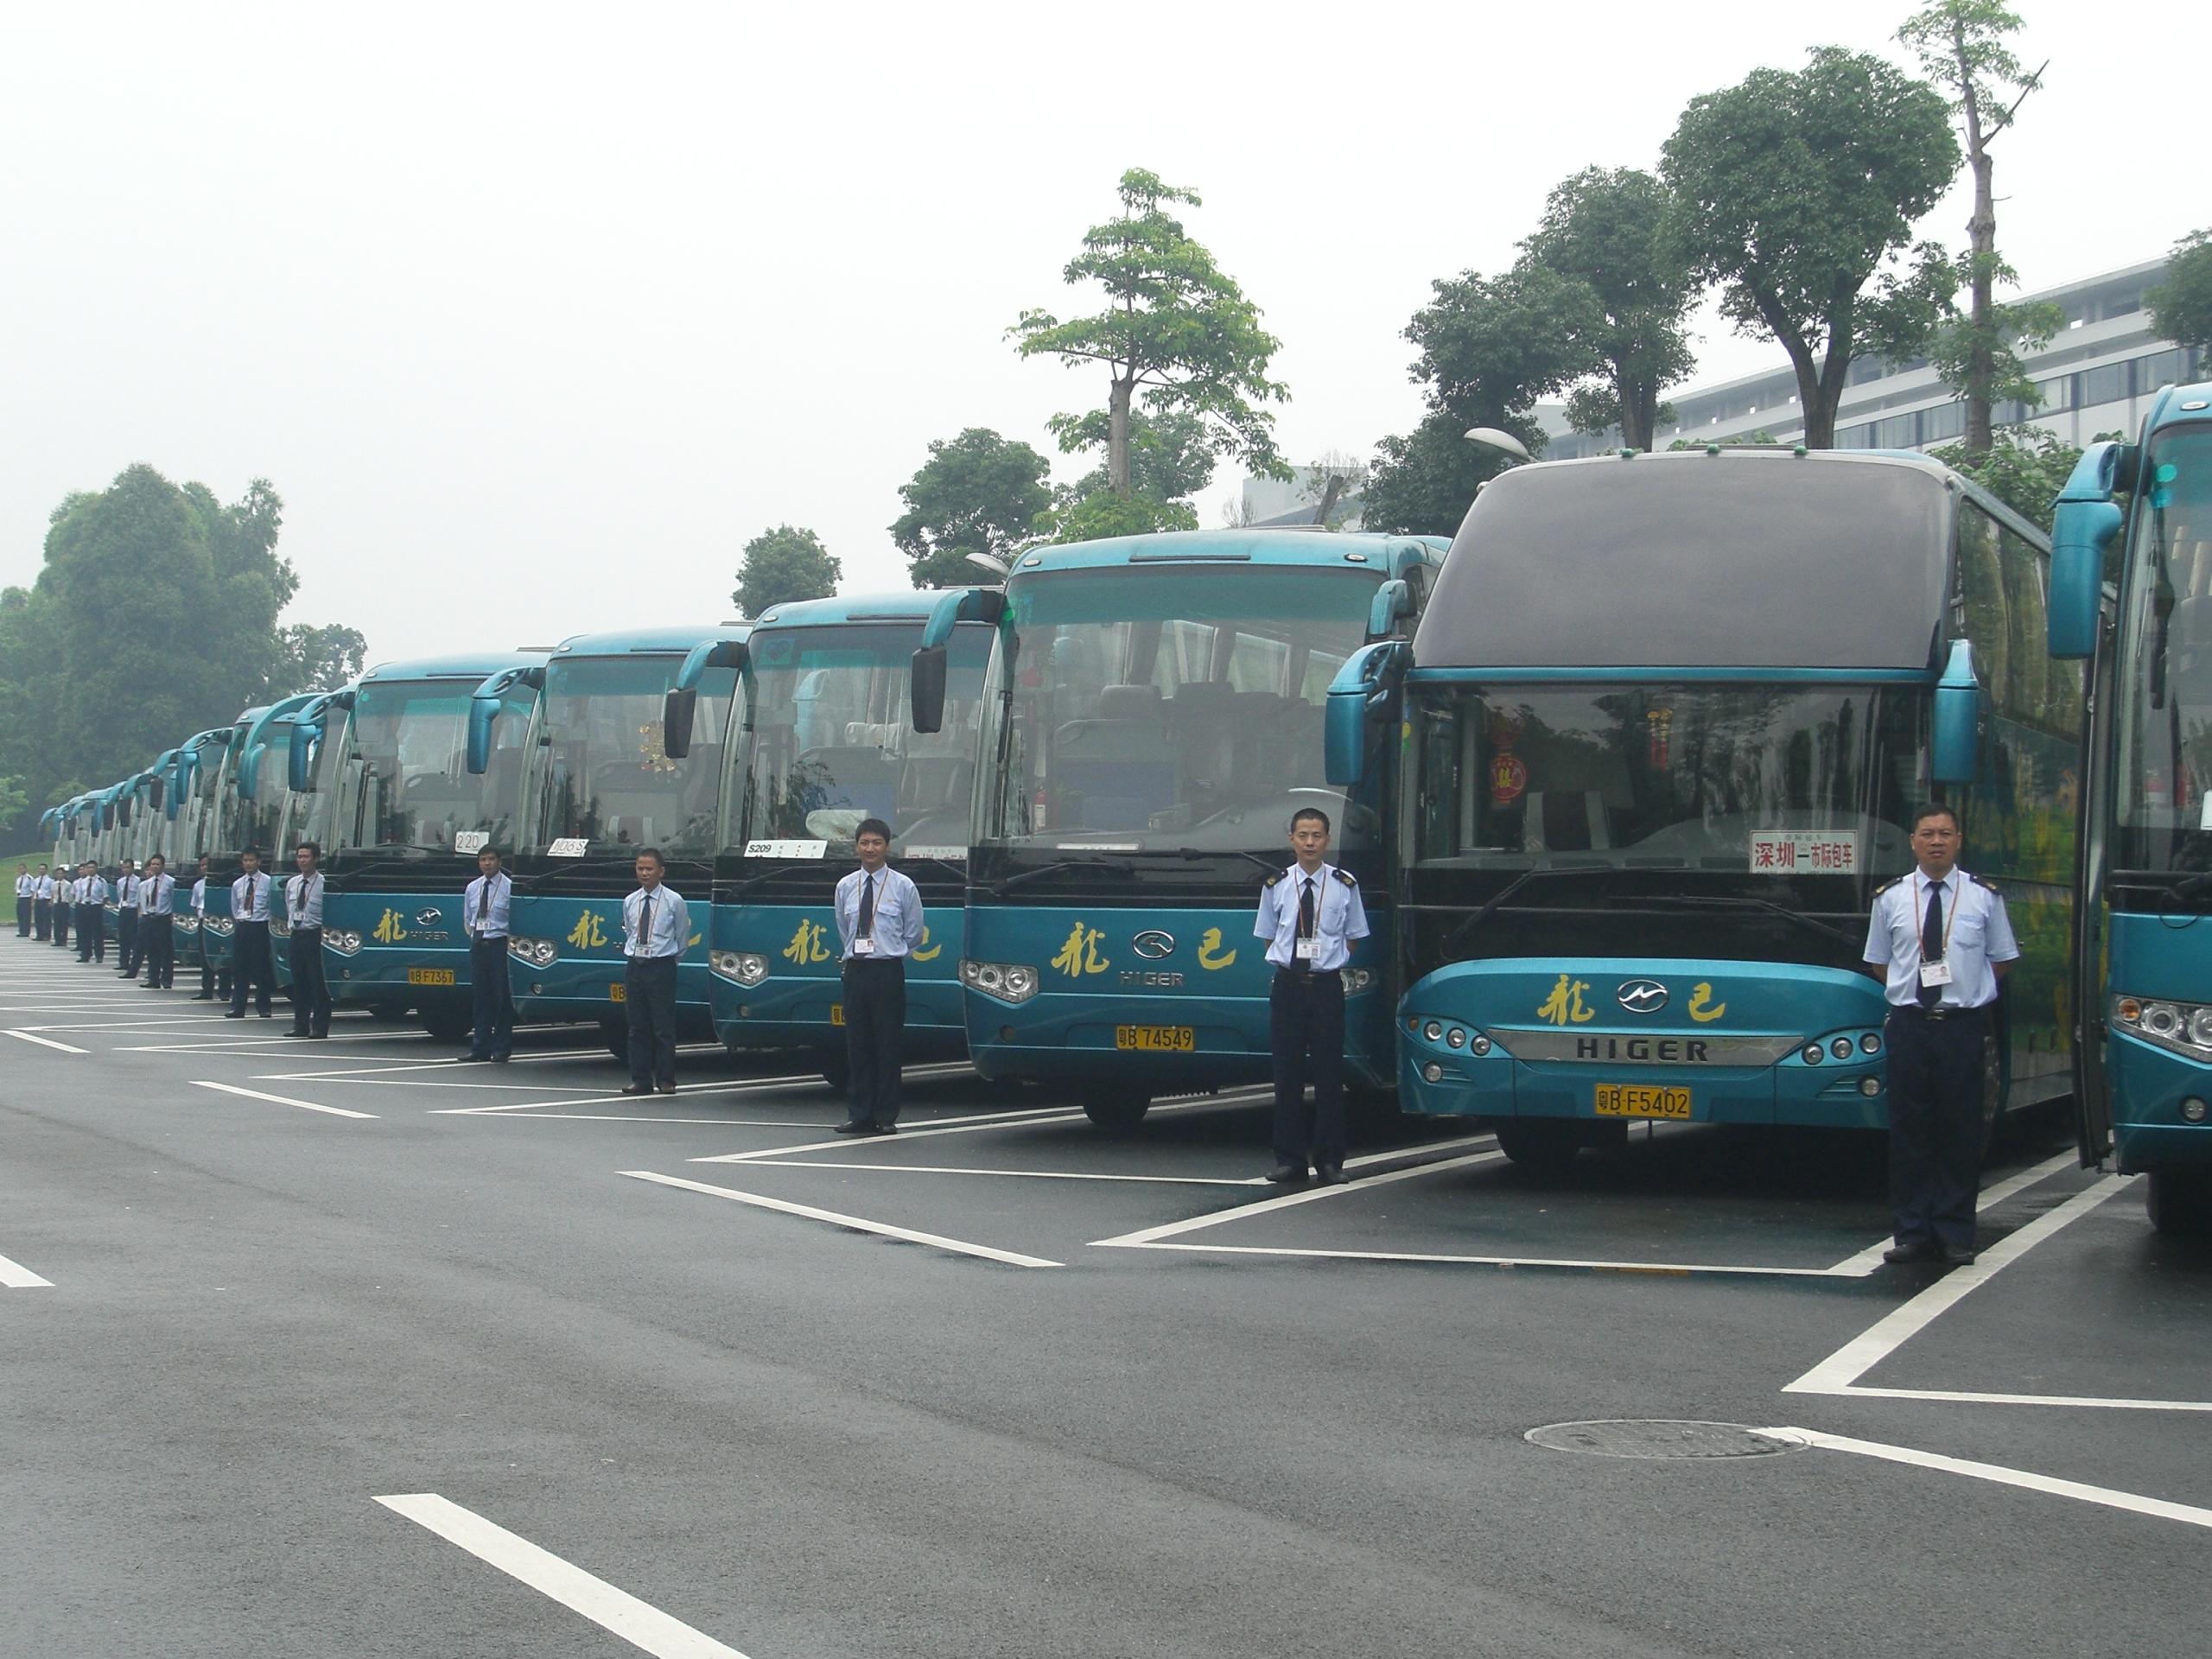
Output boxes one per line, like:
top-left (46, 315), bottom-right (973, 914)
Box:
top-left (1299, 877), bottom-right (1316, 941)
top-left (1918, 879), bottom-right (1945, 1008)
top-left (858, 874), bottom-right (876, 939)
top-left (639, 892), bottom-right (653, 956)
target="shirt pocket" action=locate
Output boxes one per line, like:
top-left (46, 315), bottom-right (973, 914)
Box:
top-left (1949, 912), bottom-right (1986, 951)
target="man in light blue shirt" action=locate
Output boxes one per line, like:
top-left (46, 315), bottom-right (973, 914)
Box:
top-left (138, 855), bottom-right (177, 989)
top-left (115, 861), bottom-right (143, 978)
top-left (619, 848), bottom-right (690, 1096)
top-left (832, 817), bottom-right (925, 1135)
top-left (284, 842), bottom-right (332, 1039)
top-left (227, 848), bottom-right (276, 1018)
top-left (74, 863), bottom-right (110, 964)
top-left (1255, 806), bottom-right (1370, 1185)
top-left (461, 846), bottom-right (515, 1064)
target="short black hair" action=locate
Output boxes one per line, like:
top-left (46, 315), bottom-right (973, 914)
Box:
top-left (855, 817), bottom-right (893, 845)
top-left (1910, 803), bottom-right (1961, 834)
top-left (633, 846), bottom-right (665, 868)
top-left (240, 846), bottom-right (262, 860)
top-left (477, 844), bottom-right (503, 860)
top-left (295, 840), bottom-right (321, 859)
top-left (1290, 806), bottom-right (1332, 834)
top-left (146, 853), bottom-right (164, 865)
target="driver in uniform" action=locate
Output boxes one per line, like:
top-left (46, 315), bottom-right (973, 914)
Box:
top-left (1255, 805), bottom-right (1369, 1186)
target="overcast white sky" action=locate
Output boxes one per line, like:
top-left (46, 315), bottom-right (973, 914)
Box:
top-left (1, 2), bottom-right (2200, 665)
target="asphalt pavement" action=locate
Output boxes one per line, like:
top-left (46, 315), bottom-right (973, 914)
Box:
top-left (3, 931), bottom-right (2207, 1658)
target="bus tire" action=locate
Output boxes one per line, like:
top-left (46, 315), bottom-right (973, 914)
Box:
top-left (2145, 1166), bottom-right (2212, 1238)
top-left (601, 1021), bottom-right (629, 1063)
top-left (421, 1006), bottom-right (471, 1045)
top-left (1081, 1088), bottom-right (1151, 1133)
top-left (1496, 1119), bottom-right (1581, 1176)
top-left (367, 1001), bottom-right (410, 1024)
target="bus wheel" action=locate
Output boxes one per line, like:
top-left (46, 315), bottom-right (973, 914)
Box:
top-left (2145, 1166), bottom-right (2212, 1238)
top-left (1081, 1087), bottom-right (1151, 1133)
top-left (601, 1021), bottom-right (629, 1062)
top-left (421, 1007), bottom-right (471, 1045)
top-left (1496, 1119), bottom-right (1581, 1176)
top-left (367, 1001), bottom-right (410, 1024)
top-left (819, 1046), bottom-right (850, 1095)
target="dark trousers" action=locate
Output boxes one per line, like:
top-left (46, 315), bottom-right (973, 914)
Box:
top-left (52, 901), bottom-right (69, 946)
top-left (76, 904), bottom-right (105, 962)
top-left (118, 909), bottom-right (140, 973)
top-left (842, 957), bottom-right (906, 1127)
top-left (469, 935), bottom-right (513, 1059)
top-left (141, 917), bottom-right (175, 988)
top-left (229, 920), bottom-right (275, 1015)
top-left (198, 931), bottom-right (216, 996)
top-left (1270, 968), bottom-right (1348, 1171)
top-left (624, 955), bottom-right (679, 1086)
top-left (1885, 1005), bottom-right (1991, 1251)
top-left (15, 896), bottom-right (29, 936)
top-left (34, 898), bottom-right (51, 939)
top-left (289, 928), bottom-right (331, 1034)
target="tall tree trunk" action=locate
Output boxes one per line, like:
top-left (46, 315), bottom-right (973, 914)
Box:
top-left (1619, 371), bottom-right (1653, 452)
top-left (1957, 22), bottom-right (1995, 456)
top-left (1108, 377), bottom-right (1133, 494)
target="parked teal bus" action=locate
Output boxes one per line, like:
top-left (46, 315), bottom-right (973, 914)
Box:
top-left (232, 697), bottom-right (321, 990)
top-left (479, 626), bottom-right (743, 1056)
top-left (294, 654), bottom-right (543, 1040)
top-left (165, 727), bottom-right (238, 970)
top-left (1335, 448), bottom-right (2077, 1170)
top-left (2050, 376), bottom-right (2212, 1234)
top-left (927, 529), bottom-right (1446, 1128)
top-left (665, 595), bottom-right (988, 1086)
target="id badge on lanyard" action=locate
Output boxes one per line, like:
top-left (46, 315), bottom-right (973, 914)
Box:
top-left (1918, 959), bottom-right (1953, 988)
top-left (1294, 936), bottom-right (1317, 962)
top-left (853, 935), bottom-right (875, 957)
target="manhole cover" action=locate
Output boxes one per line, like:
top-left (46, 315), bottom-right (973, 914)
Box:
top-left (1525, 1420), bottom-right (1805, 1460)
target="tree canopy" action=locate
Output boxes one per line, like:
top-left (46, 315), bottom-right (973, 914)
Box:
top-left (2148, 228), bottom-right (2212, 353)
top-left (1662, 48), bottom-right (1961, 448)
top-left (890, 429), bottom-right (1053, 587)
top-left (732, 524), bottom-right (840, 616)
top-left (1013, 168), bottom-right (1288, 497)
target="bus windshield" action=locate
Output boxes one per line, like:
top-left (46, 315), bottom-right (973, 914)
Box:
top-left (736, 623), bottom-right (989, 853)
top-left (238, 732), bottom-right (296, 859)
top-left (979, 566), bottom-right (1377, 852)
top-left (325, 683), bottom-right (525, 854)
top-left (2115, 424), bottom-right (2212, 875)
top-left (534, 655), bottom-right (728, 857)
top-left (1408, 683), bottom-right (1924, 877)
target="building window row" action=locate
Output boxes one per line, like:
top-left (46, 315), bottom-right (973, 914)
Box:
top-left (1831, 345), bottom-right (2204, 451)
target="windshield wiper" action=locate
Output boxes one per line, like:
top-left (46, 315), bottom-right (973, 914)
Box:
top-left (993, 856), bottom-right (1135, 896)
top-left (1177, 848), bottom-right (1282, 876)
top-left (1616, 891), bottom-right (1859, 947)
top-left (1446, 865), bottom-right (1615, 951)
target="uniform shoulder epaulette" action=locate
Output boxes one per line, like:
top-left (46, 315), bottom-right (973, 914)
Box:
top-left (1969, 874), bottom-right (1999, 893)
top-left (1872, 876), bottom-right (1902, 896)
top-left (1334, 868), bottom-right (1357, 887)
top-left (1263, 872), bottom-right (1282, 888)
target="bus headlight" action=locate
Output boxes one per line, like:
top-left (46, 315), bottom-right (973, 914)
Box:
top-left (1802, 1043), bottom-right (1824, 1065)
top-left (1344, 967), bottom-right (1375, 994)
top-left (1446, 1027), bottom-right (1465, 1048)
top-left (961, 959), bottom-right (1039, 1005)
top-left (327, 929), bottom-right (363, 956)
top-left (208, 916), bottom-right (234, 937)
top-left (712, 950), bottom-right (770, 987)
top-left (2113, 994), bottom-right (2212, 1060)
top-left (509, 935), bottom-right (557, 969)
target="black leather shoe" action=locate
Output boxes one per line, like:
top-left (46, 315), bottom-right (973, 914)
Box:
top-left (456, 1053), bottom-right (486, 1064)
top-left (618, 1084), bottom-right (652, 1097)
top-left (657, 1083), bottom-right (678, 1096)
top-left (873, 1121), bottom-right (899, 1134)
top-left (1313, 1166), bottom-right (1349, 1185)
top-left (222, 1011), bottom-right (245, 1020)
top-left (490, 1054), bottom-right (510, 1064)
top-left (191, 993), bottom-right (215, 1001)
top-left (286, 1028), bottom-right (309, 1038)
top-left (1883, 1240), bottom-right (1940, 1264)
top-left (1940, 1243), bottom-right (1979, 1266)
top-left (1265, 1165), bottom-right (1308, 1185)
top-left (832, 1121), bottom-right (875, 1135)
top-left (308, 1031), bottom-right (328, 1039)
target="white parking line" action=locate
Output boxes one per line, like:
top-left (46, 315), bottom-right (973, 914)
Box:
top-left (732, 1159), bottom-right (1265, 1186)
top-left (3, 1028), bottom-right (86, 1054)
top-left (374, 1492), bottom-right (752, 1658)
top-left (1764, 1426), bottom-right (2212, 1530)
top-left (691, 1090), bottom-right (1266, 1164)
top-left (434, 1064), bottom-right (976, 1117)
top-left (191, 1080), bottom-right (379, 1120)
top-left (620, 1170), bottom-right (1062, 1268)
top-left (0, 1250), bottom-right (54, 1288)
top-left (1092, 1148), bottom-right (1510, 1248)
top-left (1822, 1150), bottom-right (2080, 1275)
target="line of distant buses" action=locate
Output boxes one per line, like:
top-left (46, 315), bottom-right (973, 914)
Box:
top-left (35, 399), bottom-right (2212, 1233)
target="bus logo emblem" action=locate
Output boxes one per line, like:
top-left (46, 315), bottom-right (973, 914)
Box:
top-left (415, 907), bottom-right (443, 927)
top-left (1617, 979), bottom-right (1669, 1014)
top-left (1132, 930), bottom-right (1176, 959)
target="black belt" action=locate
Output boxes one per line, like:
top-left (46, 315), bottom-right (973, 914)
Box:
top-left (1274, 966), bottom-right (1341, 981)
top-left (292, 924), bottom-right (321, 933)
top-left (1888, 1003), bottom-right (1990, 1022)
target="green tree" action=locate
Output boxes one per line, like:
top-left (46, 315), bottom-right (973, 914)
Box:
top-left (1899, 1), bottom-right (2058, 454)
top-left (1662, 48), bottom-right (1961, 448)
top-left (1058, 406), bottom-right (1219, 503)
top-left (270, 623), bottom-right (369, 696)
top-left (1014, 168), bottom-right (1289, 494)
top-left (732, 525), bottom-right (840, 616)
top-left (2148, 228), bottom-right (2212, 352)
top-left (889, 429), bottom-right (1054, 587)
top-left (1522, 168), bottom-right (1698, 452)
top-left (1037, 489), bottom-right (1199, 545)
top-left (1928, 426), bottom-right (2088, 534)
top-left (1363, 267), bottom-right (1586, 537)
top-left (0, 773), bottom-right (26, 837)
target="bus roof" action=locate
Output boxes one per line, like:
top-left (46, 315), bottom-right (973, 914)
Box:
top-left (1007, 527), bottom-right (1445, 581)
top-left (548, 624), bottom-right (747, 658)
top-left (2144, 379), bottom-right (2212, 437)
top-left (359, 651), bottom-right (545, 685)
top-left (1416, 448), bottom-right (1961, 676)
top-left (751, 593), bottom-right (940, 628)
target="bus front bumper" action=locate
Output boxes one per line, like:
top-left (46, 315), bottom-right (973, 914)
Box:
top-left (2108, 1029), bottom-right (2212, 1174)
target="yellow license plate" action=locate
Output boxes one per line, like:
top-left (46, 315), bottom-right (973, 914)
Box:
top-left (830, 1004), bottom-right (844, 1027)
top-left (608, 982), bottom-right (626, 1002)
top-left (1594, 1084), bottom-right (1693, 1119)
top-left (1116, 1025), bottom-right (1194, 1052)
top-left (407, 968), bottom-right (455, 987)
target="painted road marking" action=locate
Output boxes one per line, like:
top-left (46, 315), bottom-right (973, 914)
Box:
top-left (191, 1080), bottom-right (379, 1120)
top-left (374, 1492), bottom-right (752, 1658)
top-left (1822, 1151), bottom-right (2079, 1276)
top-left (692, 1090), bottom-right (1268, 1165)
top-left (1092, 1148), bottom-right (1510, 1248)
top-left (0, 1251), bottom-right (54, 1288)
top-left (730, 1159), bottom-right (1266, 1187)
top-left (621, 1170), bottom-right (1062, 1268)
top-left (1763, 1427), bottom-right (2212, 1530)
top-left (3, 1029), bottom-right (86, 1054)
top-left (434, 1063), bottom-right (977, 1117)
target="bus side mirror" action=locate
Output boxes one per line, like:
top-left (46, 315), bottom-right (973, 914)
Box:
top-left (2049, 499), bottom-right (2121, 661)
top-left (466, 696), bottom-right (498, 776)
top-left (662, 687), bottom-right (698, 760)
top-left (1325, 641), bottom-right (1407, 788)
top-left (1933, 639), bottom-right (1981, 785)
top-left (149, 777), bottom-right (167, 810)
top-left (289, 728), bottom-right (318, 792)
top-left (910, 645), bottom-right (949, 735)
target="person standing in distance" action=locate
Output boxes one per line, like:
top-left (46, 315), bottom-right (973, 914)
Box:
top-left (138, 855), bottom-right (176, 989)
top-left (460, 846), bottom-right (514, 1063)
top-left (1256, 806), bottom-right (1370, 1185)
top-left (115, 859), bottom-right (143, 978)
top-left (832, 818), bottom-right (924, 1136)
top-left (75, 861), bottom-right (110, 963)
top-left (226, 848), bottom-right (276, 1019)
top-left (618, 848), bottom-right (688, 1097)
top-left (190, 855), bottom-right (218, 999)
top-left (284, 842), bottom-right (332, 1038)
top-left (14, 865), bottom-right (31, 937)
top-left (33, 863), bottom-right (54, 941)
top-left (1864, 803), bottom-right (2018, 1267)
top-left (51, 860), bottom-right (72, 950)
